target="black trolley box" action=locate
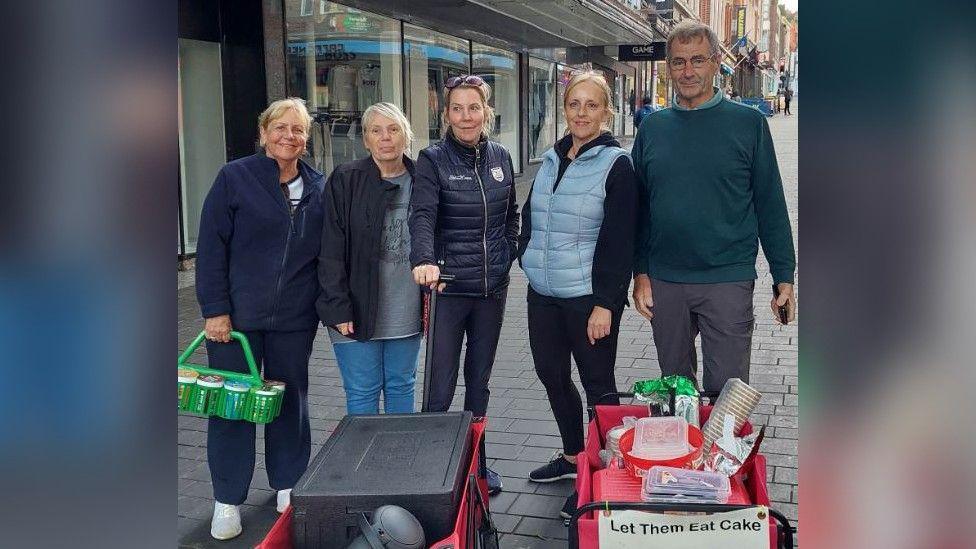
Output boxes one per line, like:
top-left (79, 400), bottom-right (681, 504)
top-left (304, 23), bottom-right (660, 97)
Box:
top-left (291, 411), bottom-right (473, 548)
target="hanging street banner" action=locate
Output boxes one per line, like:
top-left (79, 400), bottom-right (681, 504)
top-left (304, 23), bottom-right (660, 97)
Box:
top-left (735, 6), bottom-right (747, 40)
top-left (598, 506), bottom-right (770, 549)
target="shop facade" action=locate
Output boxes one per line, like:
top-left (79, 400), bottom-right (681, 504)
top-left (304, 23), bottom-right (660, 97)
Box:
top-left (178, 0), bottom-right (664, 260)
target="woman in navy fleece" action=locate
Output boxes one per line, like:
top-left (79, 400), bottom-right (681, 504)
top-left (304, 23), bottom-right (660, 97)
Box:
top-left (195, 98), bottom-right (324, 540)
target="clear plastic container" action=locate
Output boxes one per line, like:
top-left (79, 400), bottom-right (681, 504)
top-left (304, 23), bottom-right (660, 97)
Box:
top-left (642, 465), bottom-right (731, 503)
top-left (630, 417), bottom-right (689, 459)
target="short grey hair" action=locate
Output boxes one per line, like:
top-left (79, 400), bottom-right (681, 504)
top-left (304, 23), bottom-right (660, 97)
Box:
top-left (667, 20), bottom-right (721, 60)
top-left (362, 102), bottom-right (414, 152)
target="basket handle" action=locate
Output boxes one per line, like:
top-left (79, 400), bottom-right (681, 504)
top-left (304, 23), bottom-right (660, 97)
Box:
top-left (178, 330), bottom-right (262, 386)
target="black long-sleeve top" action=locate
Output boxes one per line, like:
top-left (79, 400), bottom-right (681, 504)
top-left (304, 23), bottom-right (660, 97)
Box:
top-left (517, 131), bottom-right (638, 312)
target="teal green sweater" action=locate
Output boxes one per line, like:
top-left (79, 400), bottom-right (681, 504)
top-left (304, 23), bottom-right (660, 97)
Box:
top-left (632, 89), bottom-right (795, 284)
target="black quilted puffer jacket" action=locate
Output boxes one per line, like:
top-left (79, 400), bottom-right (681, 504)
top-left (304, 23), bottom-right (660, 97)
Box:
top-left (408, 130), bottom-right (520, 297)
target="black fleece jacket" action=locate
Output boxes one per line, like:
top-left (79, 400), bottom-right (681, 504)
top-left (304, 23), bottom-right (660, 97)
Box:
top-left (517, 131), bottom-right (638, 312)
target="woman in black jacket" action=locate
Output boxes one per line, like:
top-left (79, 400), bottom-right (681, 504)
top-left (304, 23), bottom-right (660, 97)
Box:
top-left (408, 75), bottom-right (519, 495)
top-left (317, 102), bottom-right (422, 416)
top-left (196, 98), bottom-right (323, 540)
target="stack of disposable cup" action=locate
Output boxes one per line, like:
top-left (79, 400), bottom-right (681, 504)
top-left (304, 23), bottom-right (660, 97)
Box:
top-left (701, 378), bottom-right (762, 451)
top-left (606, 425), bottom-right (628, 464)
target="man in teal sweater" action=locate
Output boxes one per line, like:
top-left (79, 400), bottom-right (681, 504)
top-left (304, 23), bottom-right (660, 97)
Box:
top-left (631, 20), bottom-right (796, 392)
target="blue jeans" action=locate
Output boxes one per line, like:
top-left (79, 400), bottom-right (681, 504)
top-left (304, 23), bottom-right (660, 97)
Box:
top-left (332, 334), bottom-right (422, 415)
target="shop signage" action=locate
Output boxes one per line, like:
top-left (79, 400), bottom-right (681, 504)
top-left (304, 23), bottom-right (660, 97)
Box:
top-left (343, 14), bottom-right (370, 32)
top-left (327, 13), bottom-right (372, 33)
top-left (618, 43), bottom-right (667, 61)
top-left (735, 6), bottom-right (747, 39)
top-left (598, 507), bottom-right (770, 549)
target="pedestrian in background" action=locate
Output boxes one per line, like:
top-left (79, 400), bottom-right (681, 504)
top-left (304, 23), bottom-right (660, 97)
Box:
top-left (784, 87), bottom-right (793, 115)
top-left (317, 102), bottom-right (422, 416)
top-left (196, 98), bottom-right (323, 540)
top-left (408, 74), bottom-right (519, 495)
top-left (518, 70), bottom-right (638, 520)
top-left (632, 21), bottom-right (796, 394)
top-left (633, 93), bottom-right (657, 129)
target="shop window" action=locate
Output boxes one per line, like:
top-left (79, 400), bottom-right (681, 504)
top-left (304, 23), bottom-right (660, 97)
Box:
top-left (654, 61), bottom-right (669, 107)
top-left (403, 24), bottom-right (470, 153)
top-left (527, 57), bottom-right (555, 160)
top-left (284, 1), bottom-right (402, 174)
top-left (178, 38), bottom-right (226, 255)
top-left (555, 64), bottom-right (575, 139)
top-left (473, 43), bottom-right (520, 171)
top-left (623, 74), bottom-right (635, 136)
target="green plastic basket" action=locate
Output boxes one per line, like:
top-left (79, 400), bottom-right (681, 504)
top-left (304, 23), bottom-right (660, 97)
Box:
top-left (177, 331), bottom-right (283, 424)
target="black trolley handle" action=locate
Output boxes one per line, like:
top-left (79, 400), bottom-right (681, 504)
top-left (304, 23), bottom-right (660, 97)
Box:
top-left (568, 501), bottom-right (795, 549)
top-left (421, 272), bottom-right (455, 413)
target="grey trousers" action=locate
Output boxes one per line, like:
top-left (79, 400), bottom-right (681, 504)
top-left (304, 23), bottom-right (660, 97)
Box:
top-left (649, 278), bottom-right (755, 393)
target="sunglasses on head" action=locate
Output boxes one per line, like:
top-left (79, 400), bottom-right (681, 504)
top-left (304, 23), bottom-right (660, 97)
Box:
top-left (445, 75), bottom-right (484, 90)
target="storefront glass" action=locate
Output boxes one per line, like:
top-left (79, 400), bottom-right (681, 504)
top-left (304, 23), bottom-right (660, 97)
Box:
top-left (284, 0), bottom-right (402, 174)
top-left (473, 42), bottom-right (520, 170)
top-left (178, 38), bottom-right (226, 255)
top-left (403, 24), bottom-right (470, 153)
top-left (654, 61), bottom-right (669, 107)
top-left (623, 73), bottom-right (635, 136)
top-left (527, 57), bottom-right (555, 160)
top-left (555, 64), bottom-right (574, 139)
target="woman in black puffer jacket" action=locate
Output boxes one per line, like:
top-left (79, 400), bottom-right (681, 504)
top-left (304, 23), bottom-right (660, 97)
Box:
top-left (408, 75), bottom-right (519, 495)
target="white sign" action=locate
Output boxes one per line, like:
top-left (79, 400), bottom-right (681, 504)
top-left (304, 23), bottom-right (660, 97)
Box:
top-left (598, 506), bottom-right (770, 548)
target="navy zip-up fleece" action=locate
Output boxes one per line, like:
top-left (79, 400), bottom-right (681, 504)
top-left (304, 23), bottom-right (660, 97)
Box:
top-left (196, 153), bottom-right (325, 331)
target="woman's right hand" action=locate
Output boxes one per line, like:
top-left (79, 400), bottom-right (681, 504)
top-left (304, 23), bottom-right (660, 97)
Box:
top-left (335, 322), bottom-right (355, 336)
top-left (412, 263), bottom-right (442, 290)
top-left (204, 314), bottom-right (233, 343)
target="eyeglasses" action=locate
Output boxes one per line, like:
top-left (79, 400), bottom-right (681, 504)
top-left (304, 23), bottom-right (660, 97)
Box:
top-left (445, 75), bottom-right (484, 89)
top-left (668, 56), bottom-right (714, 70)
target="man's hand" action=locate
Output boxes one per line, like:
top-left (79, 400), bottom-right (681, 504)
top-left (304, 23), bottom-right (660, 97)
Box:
top-left (204, 314), bottom-right (232, 343)
top-left (335, 322), bottom-right (355, 336)
top-left (587, 306), bottom-right (613, 345)
top-left (770, 282), bottom-right (797, 324)
top-left (412, 264), bottom-right (446, 292)
top-left (632, 274), bottom-right (654, 321)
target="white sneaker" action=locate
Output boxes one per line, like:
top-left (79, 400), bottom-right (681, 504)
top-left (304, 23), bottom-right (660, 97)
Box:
top-left (210, 501), bottom-right (242, 540)
top-left (276, 489), bottom-right (292, 513)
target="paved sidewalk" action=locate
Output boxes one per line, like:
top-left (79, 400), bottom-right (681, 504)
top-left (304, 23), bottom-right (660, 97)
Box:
top-left (178, 110), bottom-right (798, 548)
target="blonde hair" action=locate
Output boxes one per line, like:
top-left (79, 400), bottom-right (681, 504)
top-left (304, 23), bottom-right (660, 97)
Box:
top-left (563, 70), bottom-right (615, 133)
top-left (441, 79), bottom-right (495, 138)
top-left (258, 97), bottom-right (312, 146)
top-left (362, 102), bottom-right (415, 153)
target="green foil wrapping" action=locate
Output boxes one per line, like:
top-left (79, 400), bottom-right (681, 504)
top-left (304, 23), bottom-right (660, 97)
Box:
top-left (632, 375), bottom-right (701, 427)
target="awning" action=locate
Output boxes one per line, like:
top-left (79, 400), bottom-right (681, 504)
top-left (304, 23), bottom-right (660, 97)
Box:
top-left (721, 63), bottom-right (734, 75)
top-left (337, 0), bottom-right (658, 48)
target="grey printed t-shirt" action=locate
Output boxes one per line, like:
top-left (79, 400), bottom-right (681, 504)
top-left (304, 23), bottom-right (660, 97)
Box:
top-left (330, 171), bottom-right (421, 343)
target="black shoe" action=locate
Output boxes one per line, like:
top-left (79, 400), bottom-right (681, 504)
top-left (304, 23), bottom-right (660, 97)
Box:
top-left (560, 491), bottom-right (578, 521)
top-left (486, 467), bottom-right (503, 496)
top-left (528, 453), bottom-right (577, 483)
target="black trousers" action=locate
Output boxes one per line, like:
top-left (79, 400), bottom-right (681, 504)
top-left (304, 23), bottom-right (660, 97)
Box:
top-left (785, 98), bottom-right (792, 114)
top-left (206, 329), bottom-right (315, 505)
top-left (425, 290), bottom-right (507, 417)
top-left (528, 299), bottom-right (621, 456)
